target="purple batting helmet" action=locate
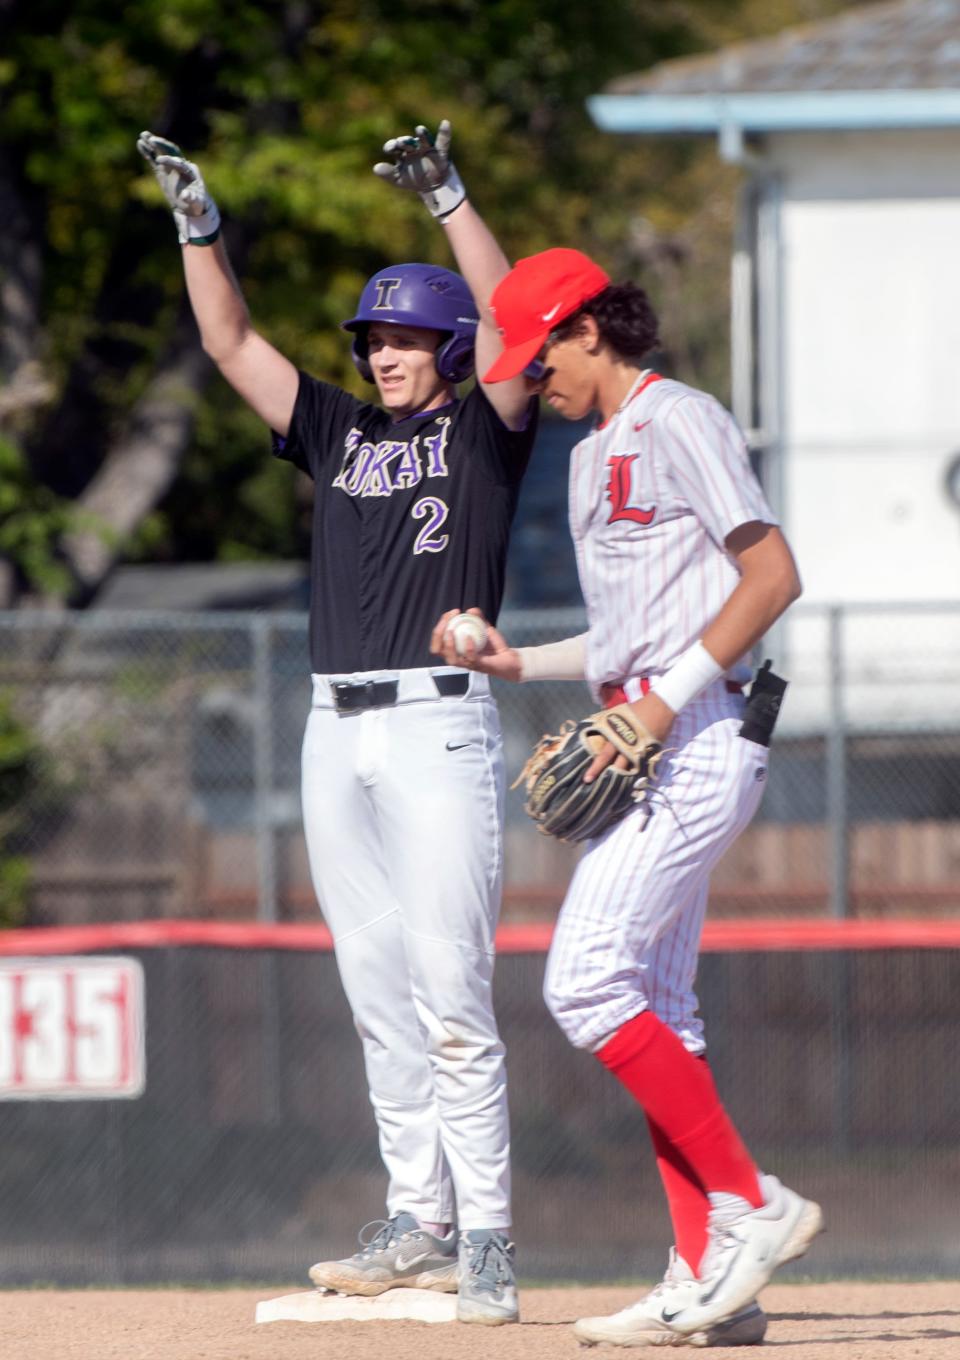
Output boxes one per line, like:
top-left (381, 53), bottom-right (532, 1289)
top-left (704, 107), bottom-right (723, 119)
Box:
top-left (342, 263), bottom-right (479, 384)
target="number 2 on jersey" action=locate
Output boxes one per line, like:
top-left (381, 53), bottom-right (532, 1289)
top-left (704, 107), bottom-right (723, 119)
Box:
top-left (412, 496), bottom-right (450, 555)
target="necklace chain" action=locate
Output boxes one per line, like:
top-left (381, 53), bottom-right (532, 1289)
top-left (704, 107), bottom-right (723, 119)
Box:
top-left (611, 369), bottom-right (649, 419)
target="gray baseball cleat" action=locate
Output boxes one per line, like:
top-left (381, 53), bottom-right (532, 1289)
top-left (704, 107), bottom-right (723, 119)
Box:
top-left (308, 1212), bottom-right (459, 1296)
top-left (457, 1230), bottom-right (519, 1324)
top-left (574, 1249), bottom-right (767, 1348)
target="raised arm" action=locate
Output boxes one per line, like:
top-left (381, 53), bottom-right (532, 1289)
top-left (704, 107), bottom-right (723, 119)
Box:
top-left (137, 133), bottom-right (299, 437)
top-left (373, 120), bottom-right (532, 430)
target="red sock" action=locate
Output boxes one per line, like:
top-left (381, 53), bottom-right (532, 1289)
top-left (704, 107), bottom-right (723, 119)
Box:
top-left (646, 1116), bottom-right (710, 1274)
top-left (597, 1010), bottom-right (762, 1207)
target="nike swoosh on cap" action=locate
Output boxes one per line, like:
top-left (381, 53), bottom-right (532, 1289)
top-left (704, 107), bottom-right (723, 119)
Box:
top-left (540, 302), bottom-right (562, 323)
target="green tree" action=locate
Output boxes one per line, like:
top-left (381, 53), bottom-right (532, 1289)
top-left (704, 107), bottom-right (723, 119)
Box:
top-left (0, 0), bottom-right (863, 599)
top-left (0, 691), bottom-right (46, 926)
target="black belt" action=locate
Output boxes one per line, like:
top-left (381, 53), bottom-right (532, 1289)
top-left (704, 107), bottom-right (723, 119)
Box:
top-left (434, 673), bottom-right (470, 698)
top-left (333, 673), bottom-right (469, 712)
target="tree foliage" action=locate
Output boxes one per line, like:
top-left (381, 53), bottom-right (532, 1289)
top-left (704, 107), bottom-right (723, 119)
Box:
top-left (0, 689), bottom-right (47, 925)
top-left (0, 0), bottom-right (862, 598)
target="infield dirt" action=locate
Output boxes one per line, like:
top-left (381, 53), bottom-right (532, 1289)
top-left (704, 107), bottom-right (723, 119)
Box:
top-left (4, 1281), bottom-right (958, 1359)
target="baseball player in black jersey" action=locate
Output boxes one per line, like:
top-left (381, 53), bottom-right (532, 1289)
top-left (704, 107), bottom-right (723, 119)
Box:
top-left (138, 120), bottom-right (536, 1324)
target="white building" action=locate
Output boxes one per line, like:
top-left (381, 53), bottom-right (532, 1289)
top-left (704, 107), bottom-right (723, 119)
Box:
top-left (589, 0), bottom-right (960, 733)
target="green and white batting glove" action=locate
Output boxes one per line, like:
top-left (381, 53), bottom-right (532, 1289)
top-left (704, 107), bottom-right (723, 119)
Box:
top-left (372, 119), bottom-right (466, 222)
top-left (136, 130), bottom-right (221, 246)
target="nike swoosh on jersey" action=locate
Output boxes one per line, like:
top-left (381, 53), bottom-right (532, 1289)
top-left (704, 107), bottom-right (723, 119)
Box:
top-left (445, 741), bottom-right (471, 751)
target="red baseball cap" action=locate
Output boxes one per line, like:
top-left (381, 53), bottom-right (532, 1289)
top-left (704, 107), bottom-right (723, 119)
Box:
top-left (483, 248), bottom-right (611, 383)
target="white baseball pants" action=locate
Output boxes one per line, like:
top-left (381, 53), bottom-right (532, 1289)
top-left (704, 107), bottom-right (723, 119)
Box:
top-left (544, 682), bottom-right (769, 1054)
top-left (300, 666), bottom-right (511, 1231)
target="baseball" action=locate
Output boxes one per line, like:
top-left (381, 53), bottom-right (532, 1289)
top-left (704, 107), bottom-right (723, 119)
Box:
top-left (448, 612), bottom-right (488, 657)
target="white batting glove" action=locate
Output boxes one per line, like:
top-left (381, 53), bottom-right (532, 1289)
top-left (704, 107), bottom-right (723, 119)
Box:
top-left (372, 119), bottom-right (466, 222)
top-left (136, 131), bottom-right (222, 246)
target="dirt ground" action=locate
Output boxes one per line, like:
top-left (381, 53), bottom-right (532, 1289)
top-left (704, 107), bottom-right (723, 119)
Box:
top-left (4, 1282), bottom-right (958, 1360)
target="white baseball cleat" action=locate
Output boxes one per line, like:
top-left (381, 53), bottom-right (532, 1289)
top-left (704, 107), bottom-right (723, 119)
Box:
top-left (308, 1212), bottom-right (459, 1296)
top-left (664, 1174), bottom-right (823, 1337)
top-left (574, 1248), bottom-right (767, 1348)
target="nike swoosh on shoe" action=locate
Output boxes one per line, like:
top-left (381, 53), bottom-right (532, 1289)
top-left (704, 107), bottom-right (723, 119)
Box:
top-left (394, 1250), bottom-right (432, 1270)
top-left (699, 1255), bottom-right (737, 1305)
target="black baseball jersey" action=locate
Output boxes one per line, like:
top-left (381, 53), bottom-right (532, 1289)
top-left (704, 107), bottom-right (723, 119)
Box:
top-left (273, 372), bottom-right (538, 673)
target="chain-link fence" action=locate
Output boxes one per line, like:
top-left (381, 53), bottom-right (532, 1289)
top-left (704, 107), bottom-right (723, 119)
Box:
top-left (2, 936), bottom-right (958, 1283)
top-left (2, 602), bottom-right (958, 1283)
top-left (1, 602), bottom-right (959, 927)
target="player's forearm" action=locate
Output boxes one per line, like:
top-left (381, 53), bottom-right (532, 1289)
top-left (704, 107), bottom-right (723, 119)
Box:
top-left (701, 525), bottom-right (802, 670)
top-left (139, 132), bottom-right (250, 362)
top-left (516, 633), bottom-right (588, 682)
top-left (649, 529), bottom-right (800, 715)
top-left (441, 200), bottom-right (511, 323)
top-left (443, 197), bottom-right (533, 426)
top-left (701, 566), bottom-right (801, 671)
top-left (181, 237), bottom-right (256, 366)
top-left (180, 238), bottom-right (299, 436)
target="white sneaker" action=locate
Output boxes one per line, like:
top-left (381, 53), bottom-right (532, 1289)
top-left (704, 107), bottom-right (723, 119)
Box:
top-left (668, 1174), bottom-right (823, 1336)
top-left (574, 1249), bottom-right (767, 1348)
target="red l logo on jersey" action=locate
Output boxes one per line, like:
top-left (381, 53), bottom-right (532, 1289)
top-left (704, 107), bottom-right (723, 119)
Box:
top-left (606, 454), bottom-right (656, 525)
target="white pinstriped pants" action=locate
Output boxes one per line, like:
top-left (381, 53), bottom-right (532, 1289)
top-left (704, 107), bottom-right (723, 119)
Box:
top-left (300, 667), bottom-right (511, 1231)
top-left (544, 682), bottom-right (769, 1054)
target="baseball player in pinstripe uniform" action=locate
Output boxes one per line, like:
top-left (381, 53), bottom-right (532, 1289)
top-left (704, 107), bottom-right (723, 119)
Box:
top-left (434, 248), bottom-right (823, 1345)
top-left (137, 122), bottom-right (537, 1324)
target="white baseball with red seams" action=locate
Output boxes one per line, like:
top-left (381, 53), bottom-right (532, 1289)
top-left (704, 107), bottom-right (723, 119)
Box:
top-left (544, 370), bottom-right (779, 1054)
top-left (448, 613), bottom-right (488, 656)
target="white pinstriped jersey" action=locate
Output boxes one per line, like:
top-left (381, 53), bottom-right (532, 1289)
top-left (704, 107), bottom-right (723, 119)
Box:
top-left (568, 372), bottom-right (777, 698)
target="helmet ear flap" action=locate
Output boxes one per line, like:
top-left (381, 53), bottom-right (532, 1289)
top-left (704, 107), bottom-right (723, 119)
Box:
top-left (351, 332), bottom-right (374, 383)
top-left (435, 335), bottom-right (475, 385)
top-left (354, 329), bottom-right (473, 386)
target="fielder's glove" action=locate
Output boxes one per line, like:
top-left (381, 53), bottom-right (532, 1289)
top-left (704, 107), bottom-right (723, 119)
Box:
top-left (136, 131), bottom-right (221, 246)
top-left (373, 118), bottom-right (466, 221)
top-left (514, 704), bottom-right (664, 843)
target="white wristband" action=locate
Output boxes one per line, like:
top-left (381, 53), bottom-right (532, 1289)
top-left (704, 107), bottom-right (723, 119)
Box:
top-left (175, 202), bottom-right (222, 246)
top-left (422, 166), bottom-right (466, 221)
top-left (516, 633), bottom-right (587, 682)
top-left (648, 640), bottom-right (724, 714)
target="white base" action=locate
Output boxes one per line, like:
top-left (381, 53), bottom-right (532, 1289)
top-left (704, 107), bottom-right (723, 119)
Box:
top-left (255, 1288), bottom-right (458, 1324)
